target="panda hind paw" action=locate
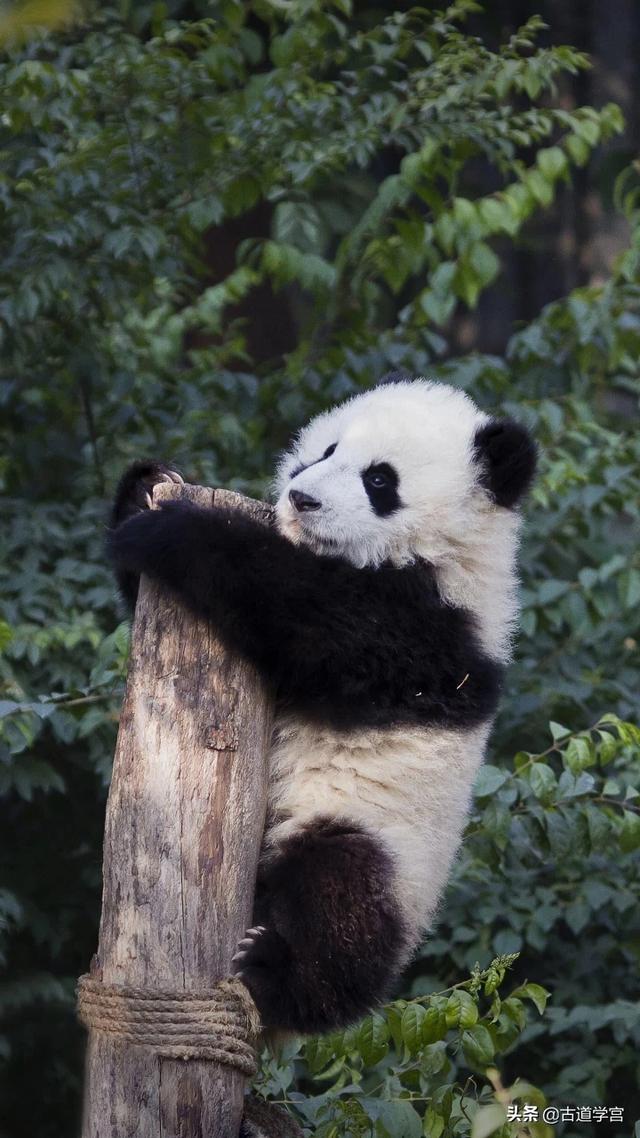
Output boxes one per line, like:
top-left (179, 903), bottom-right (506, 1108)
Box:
top-left (231, 924), bottom-right (290, 978)
top-left (230, 925), bottom-right (271, 974)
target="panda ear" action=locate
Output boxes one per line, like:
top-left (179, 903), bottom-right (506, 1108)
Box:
top-left (474, 418), bottom-right (537, 508)
top-left (377, 371), bottom-right (414, 386)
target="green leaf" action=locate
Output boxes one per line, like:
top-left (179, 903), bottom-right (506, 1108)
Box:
top-left (424, 1106), bottom-right (446, 1138)
top-left (304, 1035), bottom-right (340, 1075)
top-left (452, 197), bottom-right (479, 231)
top-left (462, 1024), bottom-right (495, 1067)
top-left (586, 803), bottom-right (610, 851)
top-left (445, 989), bottom-right (478, 1028)
top-left (564, 737), bottom-right (596, 773)
top-left (576, 118), bottom-right (600, 146)
top-left (619, 569), bottom-right (640, 609)
top-left (525, 169), bottom-right (554, 206)
top-left (565, 898), bottom-right (590, 933)
top-left (566, 132), bottom-right (591, 166)
top-left (378, 1101), bottom-right (422, 1138)
top-left (421, 1040), bottom-right (449, 1076)
top-left (545, 809), bottom-right (573, 858)
top-left (0, 621), bottom-right (13, 653)
top-left (510, 982), bottom-right (550, 1014)
top-left (529, 762), bottom-right (557, 800)
top-left (386, 1002), bottom-right (406, 1052)
top-left (501, 997), bottom-right (526, 1029)
top-left (537, 146), bottom-right (568, 180)
top-left (420, 288), bottom-right (456, 326)
top-left (401, 1003), bottom-right (426, 1052)
top-left (468, 241), bottom-right (500, 287)
top-left (474, 765), bottom-right (509, 797)
top-left (357, 1013), bottom-right (389, 1066)
top-left (479, 197), bottom-right (510, 234)
top-left (537, 579), bottom-right (570, 604)
top-left (421, 1005), bottom-right (447, 1044)
top-left (620, 810), bottom-right (640, 853)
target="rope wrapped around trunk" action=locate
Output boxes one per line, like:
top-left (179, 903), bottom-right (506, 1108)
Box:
top-left (77, 974), bottom-right (260, 1076)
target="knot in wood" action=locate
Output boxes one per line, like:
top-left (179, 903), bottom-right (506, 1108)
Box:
top-left (204, 718), bottom-right (239, 750)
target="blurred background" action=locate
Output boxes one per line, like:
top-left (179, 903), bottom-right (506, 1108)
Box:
top-left (0, 2), bottom-right (639, 1136)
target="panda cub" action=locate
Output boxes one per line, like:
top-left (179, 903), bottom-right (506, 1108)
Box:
top-left (108, 374), bottom-right (536, 1035)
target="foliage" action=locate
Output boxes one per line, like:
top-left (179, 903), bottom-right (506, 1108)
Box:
top-left (0, 0), bottom-right (79, 47)
top-left (258, 953), bottom-right (549, 1138)
top-left (0, 0), bottom-right (623, 500)
top-left (432, 282), bottom-right (640, 753)
top-left (251, 719), bottom-right (640, 1136)
top-left (0, 3), bottom-right (638, 1137)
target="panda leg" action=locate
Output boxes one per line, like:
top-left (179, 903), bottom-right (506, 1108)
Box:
top-left (232, 817), bottom-right (409, 1034)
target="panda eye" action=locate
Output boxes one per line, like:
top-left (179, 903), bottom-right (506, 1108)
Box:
top-left (366, 471), bottom-right (389, 489)
top-left (361, 462), bottom-right (401, 516)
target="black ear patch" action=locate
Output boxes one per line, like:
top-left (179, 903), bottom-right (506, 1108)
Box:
top-left (377, 371), bottom-right (414, 386)
top-left (474, 419), bottom-right (537, 508)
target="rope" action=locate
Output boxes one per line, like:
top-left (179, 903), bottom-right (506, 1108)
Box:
top-left (76, 974), bottom-right (260, 1076)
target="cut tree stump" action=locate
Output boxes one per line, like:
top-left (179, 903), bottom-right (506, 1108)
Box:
top-left (81, 483), bottom-right (274, 1138)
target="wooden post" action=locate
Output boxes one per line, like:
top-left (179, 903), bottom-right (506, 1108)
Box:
top-left (81, 483), bottom-right (274, 1138)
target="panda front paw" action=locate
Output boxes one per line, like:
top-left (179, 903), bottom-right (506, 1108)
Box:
top-left (111, 460), bottom-right (184, 528)
top-left (108, 499), bottom-right (202, 581)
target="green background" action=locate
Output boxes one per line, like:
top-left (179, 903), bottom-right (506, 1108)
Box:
top-left (0, 3), bottom-right (638, 1136)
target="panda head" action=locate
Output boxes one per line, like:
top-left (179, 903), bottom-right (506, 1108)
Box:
top-left (274, 375), bottom-right (537, 569)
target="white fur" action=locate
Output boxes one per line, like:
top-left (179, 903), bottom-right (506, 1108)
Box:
top-left (266, 380), bottom-right (524, 940)
top-left (274, 379), bottom-right (522, 661)
top-left (265, 716), bottom-right (491, 951)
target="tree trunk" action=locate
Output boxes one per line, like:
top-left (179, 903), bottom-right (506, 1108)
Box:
top-left (81, 484), bottom-right (274, 1138)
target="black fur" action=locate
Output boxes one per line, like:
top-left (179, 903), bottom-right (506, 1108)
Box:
top-left (107, 455), bottom-right (510, 1036)
top-left (236, 818), bottom-right (408, 1033)
top-left (110, 460), bottom-right (183, 609)
top-left (474, 419), bottom-right (537, 509)
top-left (289, 442), bottom-right (337, 481)
top-left (362, 461), bottom-right (401, 517)
top-left (108, 491), bottom-right (503, 732)
top-left (240, 1099), bottom-right (302, 1138)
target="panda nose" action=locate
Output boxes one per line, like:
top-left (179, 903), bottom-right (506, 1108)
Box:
top-left (289, 489), bottom-right (321, 512)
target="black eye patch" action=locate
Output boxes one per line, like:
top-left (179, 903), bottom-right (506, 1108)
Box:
top-left (362, 462), bottom-right (401, 516)
top-left (289, 443), bottom-right (337, 480)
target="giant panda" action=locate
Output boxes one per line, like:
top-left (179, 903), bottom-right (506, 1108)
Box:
top-left (108, 374), bottom-right (536, 1035)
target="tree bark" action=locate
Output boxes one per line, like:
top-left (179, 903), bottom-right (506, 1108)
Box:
top-left (81, 483), bottom-right (274, 1138)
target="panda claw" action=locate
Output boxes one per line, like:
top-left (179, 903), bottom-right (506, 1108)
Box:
top-left (158, 470), bottom-right (184, 485)
top-left (231, 925), bottom-right (268, 972)
top-left (144, 492), bottom-right (153, 509)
